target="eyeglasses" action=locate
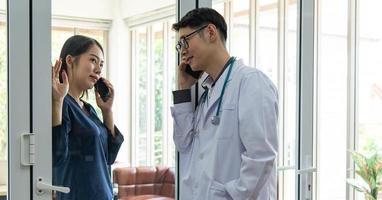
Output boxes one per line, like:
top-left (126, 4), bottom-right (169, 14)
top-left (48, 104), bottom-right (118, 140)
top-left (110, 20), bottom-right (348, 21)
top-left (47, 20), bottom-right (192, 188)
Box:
top-left (175, 25), bottom-right (208, 53)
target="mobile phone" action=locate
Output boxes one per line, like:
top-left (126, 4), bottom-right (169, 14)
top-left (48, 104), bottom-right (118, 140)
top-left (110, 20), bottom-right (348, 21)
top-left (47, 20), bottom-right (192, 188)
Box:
top-left (94, 78), bottom-right (110, 102)
top-left (185, 64), bottom-right (203, 79)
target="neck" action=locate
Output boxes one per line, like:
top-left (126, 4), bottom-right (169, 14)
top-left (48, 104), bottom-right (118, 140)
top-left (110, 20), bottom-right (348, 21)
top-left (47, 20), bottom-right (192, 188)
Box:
top-left (68, 86), bottom-right (83, 102)
top-left (204, 50), bottom-right (230, 81)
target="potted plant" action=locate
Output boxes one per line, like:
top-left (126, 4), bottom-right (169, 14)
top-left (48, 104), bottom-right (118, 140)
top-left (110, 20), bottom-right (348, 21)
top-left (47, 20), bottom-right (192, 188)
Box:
top-left (347, 151), bottom-right (382, 200)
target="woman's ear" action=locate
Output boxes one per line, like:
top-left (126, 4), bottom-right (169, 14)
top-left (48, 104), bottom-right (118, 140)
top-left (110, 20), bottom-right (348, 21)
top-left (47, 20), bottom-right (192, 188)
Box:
top-left (66, 55), bottom-right (74, 68)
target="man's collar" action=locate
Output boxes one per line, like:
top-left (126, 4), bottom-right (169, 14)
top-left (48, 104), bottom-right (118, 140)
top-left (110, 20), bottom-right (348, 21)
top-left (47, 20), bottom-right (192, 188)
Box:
top-left (202, 56), bottom-right (235, 90)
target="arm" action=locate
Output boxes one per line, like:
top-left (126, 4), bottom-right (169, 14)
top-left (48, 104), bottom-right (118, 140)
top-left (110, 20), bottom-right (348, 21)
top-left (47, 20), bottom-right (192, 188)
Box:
top-left (107, 126), bottom-right (124, 165)
top-left (102, 110), bottom-right (115, 136)
top-left (170, 89), bottom-right (196, 153)
top-left (52, 59), bottom-right (68, 126)
top-left (52, 100), bottom-right (71, 167)
top-left (225, 72), bottom-right (279, 199)
top-left (96, 78), bottom-right (116, 136)
top-left (52, 59), bottom-right (70, 166)
top-left (52, 100), bottom-right (63, 126)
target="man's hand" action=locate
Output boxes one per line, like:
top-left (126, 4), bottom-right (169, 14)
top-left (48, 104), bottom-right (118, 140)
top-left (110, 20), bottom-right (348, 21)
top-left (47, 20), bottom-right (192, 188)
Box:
top-left (177, 60), bottom-right (198, 90)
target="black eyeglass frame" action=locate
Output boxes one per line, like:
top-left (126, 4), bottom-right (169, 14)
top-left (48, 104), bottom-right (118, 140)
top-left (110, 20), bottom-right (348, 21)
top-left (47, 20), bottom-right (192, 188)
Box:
top-left (175, 24), bottom-right (209, 53)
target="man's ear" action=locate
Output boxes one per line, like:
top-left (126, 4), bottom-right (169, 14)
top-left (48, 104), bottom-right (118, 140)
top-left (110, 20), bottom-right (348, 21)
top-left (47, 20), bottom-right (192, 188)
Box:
top-left (207, 24), bottom-right (218, 42)
top-left (66, 55), bottom-right (74, 68)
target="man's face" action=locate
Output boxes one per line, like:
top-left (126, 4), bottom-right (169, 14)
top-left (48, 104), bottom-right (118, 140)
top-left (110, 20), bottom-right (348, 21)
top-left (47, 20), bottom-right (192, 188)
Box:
top-left (178, 25), bottom-right (209, 71)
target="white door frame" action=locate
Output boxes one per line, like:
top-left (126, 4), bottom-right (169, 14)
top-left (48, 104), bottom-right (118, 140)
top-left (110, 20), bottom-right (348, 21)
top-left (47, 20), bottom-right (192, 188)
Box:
top-left (32, 0), bottom-right (53, 199)
top-left (296, 0), bottom-right (316, 199)
top-left (8, 0), bottom-right (52, 199)
top-left (8, 0), bottom-right (32, 199)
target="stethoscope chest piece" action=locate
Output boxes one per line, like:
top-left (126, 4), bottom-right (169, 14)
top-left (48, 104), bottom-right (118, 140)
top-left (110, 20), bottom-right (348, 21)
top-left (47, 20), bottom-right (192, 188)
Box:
top-left (207, 57), bottom-right (236, 126)
top-left (211, 116), bottom-right (220, 125)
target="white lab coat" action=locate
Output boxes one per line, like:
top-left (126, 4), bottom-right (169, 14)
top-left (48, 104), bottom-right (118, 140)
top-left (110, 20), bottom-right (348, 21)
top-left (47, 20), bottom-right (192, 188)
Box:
top-left (171, 59), bottom-right (279, 200)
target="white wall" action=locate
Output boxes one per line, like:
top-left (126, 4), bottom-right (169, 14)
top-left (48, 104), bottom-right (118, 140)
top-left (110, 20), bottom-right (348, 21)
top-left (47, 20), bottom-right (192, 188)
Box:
top-left (120, 0), bottom-right (174, 18)
top-left (107, 0), bottom-right (131, 164)
top-left (0, 0), bottom-right (4, 11)
top-left (52, 0), bottom-right (114, 19)
top-left (1, 0), bottom-right (175, 19)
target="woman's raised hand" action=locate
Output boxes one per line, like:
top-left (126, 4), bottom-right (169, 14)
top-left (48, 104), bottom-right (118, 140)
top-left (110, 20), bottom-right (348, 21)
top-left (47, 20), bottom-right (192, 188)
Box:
top-left (52, 59), bottom-right (69, 102)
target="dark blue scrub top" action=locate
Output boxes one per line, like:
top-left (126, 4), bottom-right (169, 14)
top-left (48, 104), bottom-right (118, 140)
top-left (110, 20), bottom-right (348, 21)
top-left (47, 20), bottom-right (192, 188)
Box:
top-left (53, 95), bottom-right (124, 200)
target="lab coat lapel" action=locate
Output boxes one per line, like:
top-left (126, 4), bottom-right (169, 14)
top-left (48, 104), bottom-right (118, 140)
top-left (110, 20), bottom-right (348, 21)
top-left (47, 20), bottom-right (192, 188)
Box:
top-left (204, 61), bottom-right (238, 118)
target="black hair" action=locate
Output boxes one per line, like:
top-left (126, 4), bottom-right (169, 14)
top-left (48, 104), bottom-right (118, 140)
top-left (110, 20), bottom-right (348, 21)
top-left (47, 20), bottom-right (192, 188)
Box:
top-left (59, 35), bottom-right (104, 99)
top-left (172, 7), bottom-right (227, 42)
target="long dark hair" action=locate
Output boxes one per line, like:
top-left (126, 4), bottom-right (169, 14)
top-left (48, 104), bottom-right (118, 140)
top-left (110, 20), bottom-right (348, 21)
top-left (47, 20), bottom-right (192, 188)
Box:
top-left (59, 35), bottom-right (104, 99)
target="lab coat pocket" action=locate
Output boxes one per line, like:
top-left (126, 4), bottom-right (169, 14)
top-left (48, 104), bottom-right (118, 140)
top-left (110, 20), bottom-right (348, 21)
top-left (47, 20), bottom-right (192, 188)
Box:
top-left (202, 172), bottom-right (232, 200)
top-left (210, 181), bottom-right (233, 200)
top-left (217, 104), bottom-right (237, 139)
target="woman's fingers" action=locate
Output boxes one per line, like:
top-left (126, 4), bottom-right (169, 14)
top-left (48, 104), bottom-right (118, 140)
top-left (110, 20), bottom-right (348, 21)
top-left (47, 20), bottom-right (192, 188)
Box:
top-left (52, 59), bottom-right (62, 80)
top-left (52, 60), bottom-right (58, 80)
top-left (61, 70), bottom-right (69, 88)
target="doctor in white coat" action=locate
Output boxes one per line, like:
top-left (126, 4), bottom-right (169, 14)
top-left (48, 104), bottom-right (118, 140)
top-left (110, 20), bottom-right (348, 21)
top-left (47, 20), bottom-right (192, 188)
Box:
top-left (171, 8), bottom-right (279, 200)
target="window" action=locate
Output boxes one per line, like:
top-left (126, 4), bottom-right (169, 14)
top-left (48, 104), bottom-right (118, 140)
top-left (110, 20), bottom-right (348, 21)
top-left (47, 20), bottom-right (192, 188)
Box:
top-left (0, 21), bottom-right (7, 162)
top-left (358, 0), bottom-right (382, 155)
top-left (257, 0), bottom-right (278, 85)
top-left (211, 1), bottom-right (298, 199)
top-left (0, 8), bottom-right (8, 197)
top-left (317, 0), bottom-right (382, 199)
top-left (317, 0), bottom-right (348, 199)
top-left (232, 0), bottom-right (250, 65)
top-left (283, 1), bottom-right (298, 200)
top-left (131, 19), bottom-right (176, 167)
top-left (357, 1), bottom-right (382, 198)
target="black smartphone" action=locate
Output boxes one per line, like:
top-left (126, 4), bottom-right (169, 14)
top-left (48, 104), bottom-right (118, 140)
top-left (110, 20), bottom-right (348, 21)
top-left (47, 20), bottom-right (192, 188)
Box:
top-left (94, 78), bottom-right (110, 102)
top-left (185, 64), bottom-right (203, 79)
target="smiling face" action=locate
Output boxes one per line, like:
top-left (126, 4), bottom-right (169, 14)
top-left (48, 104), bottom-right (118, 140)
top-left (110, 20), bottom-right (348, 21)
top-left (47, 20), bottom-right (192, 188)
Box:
top-left (69, 44), bottom-right (104, 91)
top-left (178, 26), bottom-right (211, 72)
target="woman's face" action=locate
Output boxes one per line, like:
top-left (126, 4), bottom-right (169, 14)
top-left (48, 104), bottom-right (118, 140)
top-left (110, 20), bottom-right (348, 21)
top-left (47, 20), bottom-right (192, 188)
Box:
top-left (70, 45), bottom-right (104, 90)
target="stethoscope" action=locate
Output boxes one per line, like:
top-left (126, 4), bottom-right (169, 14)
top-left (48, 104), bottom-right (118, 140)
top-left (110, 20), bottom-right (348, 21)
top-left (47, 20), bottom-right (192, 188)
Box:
top-left (200, 57), bottom-right (236, 125)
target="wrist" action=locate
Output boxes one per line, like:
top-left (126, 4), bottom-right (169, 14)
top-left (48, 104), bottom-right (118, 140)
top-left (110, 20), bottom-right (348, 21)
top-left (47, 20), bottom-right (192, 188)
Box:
top-left (52, 99), bottom-right (64, 107)
top-left (102, 109), bottom-right (113, 115)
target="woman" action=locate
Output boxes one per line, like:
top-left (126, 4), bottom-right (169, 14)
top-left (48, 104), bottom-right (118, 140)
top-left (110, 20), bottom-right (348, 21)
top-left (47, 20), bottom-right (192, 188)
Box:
top-left (52, 35), bottom-right (124, 200)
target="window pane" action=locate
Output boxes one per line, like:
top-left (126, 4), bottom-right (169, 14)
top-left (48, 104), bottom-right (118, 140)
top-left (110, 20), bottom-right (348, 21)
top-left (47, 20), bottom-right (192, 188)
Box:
top-left (167, 19), bottom-right (176, 167)
top-left (358, 2), bottom-right (382, 198)
top-left (317, 0), bottom-right (348, 199)
top-left (0, 22), bottom-right (6, 161)
top-left (257, 0), bottom-right (278, 85)
top-left (153, 23), bottom-right (164, 165)
top-left (212, 2), bottom-right (225, 17)
top-left (0, 13), bottom-right (8, 197)
top-left (282, 1), bottom-right (297, 200)
top-left (135, 27), bottom-right (149, 166)
top-left (358, 0), bottom-right (382, 153)
top-left (232, 0), bottom-right (250, 65)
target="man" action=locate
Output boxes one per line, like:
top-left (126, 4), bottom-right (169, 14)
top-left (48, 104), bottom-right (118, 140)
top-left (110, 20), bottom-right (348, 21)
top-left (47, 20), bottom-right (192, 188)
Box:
top-left (171, 8), bottom-right (278, 200)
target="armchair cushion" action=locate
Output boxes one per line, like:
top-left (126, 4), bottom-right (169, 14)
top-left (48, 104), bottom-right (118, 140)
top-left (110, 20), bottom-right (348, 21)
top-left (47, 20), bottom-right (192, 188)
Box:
top-left (113, 166), bottom-right (175, 200)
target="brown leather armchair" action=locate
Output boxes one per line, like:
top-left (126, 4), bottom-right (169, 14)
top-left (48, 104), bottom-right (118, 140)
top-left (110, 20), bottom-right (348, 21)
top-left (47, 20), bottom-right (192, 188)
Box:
top-left (113, 166), bottom-right (175, 200)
